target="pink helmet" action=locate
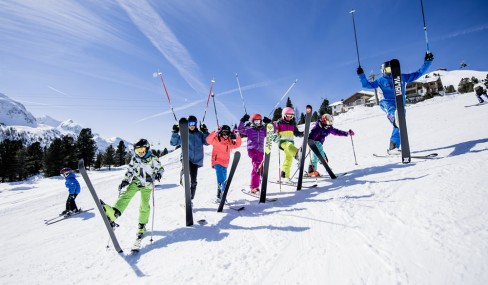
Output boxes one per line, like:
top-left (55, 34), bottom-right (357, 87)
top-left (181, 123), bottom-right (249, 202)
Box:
top-left (281, 107), bottom-right (295, 120)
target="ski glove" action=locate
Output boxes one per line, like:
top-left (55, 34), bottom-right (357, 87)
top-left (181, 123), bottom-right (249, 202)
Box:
top-left (240, 114), bottom-right (250, 122)
top-left (200, 123), bottom-right (208, 133)
top-left (263, 117), bottom-right (272, 124)
top-left (348, 129), bottom-right (355, 136)
top-left (357, 66), bottom-right (364, 75)
top-left (154, 173), bottom-right (162, 182)
top-left (425, 52), bottom-right (434, 62)
top-left (118, 180), bottom-right (129, 190)
top-left (172, 123), bottom-right (179, 133)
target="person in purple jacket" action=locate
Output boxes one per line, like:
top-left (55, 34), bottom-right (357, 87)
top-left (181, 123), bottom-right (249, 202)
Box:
top-left (307, 114), bottom-right (354, 177)
top-left (238, 113), bottom-right (272, 193)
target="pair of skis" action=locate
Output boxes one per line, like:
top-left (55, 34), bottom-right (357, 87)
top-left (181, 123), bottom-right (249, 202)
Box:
top-left (178, 117), bottom-right (242, 217)
top-left (44, 208), bottom-right (94, 225)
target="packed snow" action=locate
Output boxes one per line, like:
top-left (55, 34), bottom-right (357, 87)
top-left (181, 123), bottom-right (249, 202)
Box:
top-left (1, 92), bottom-right (487, 285)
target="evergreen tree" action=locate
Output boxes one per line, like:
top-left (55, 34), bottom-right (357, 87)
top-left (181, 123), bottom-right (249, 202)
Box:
top-left (43, 138), bottom-right (65, 177)
top-left (94, 152), bottom-right (103, 170)
top-left (25, 142), bottom-right (43, 176)
top-left (298, 113), bottom-right (306, 124)
top-left (318, 98), bottom-right (331, 115)
top-left (285, 97), bottom-right (294, 108)
top-left (62, 135), bottom-right (78, 170)
top-left (76, 128), bottom-right (97, 169)
top-left (103, 145), bottom-right (115, 170)
top-left (311, 111), bottom-right (319, 122)
top-left (162, 148), bottom-right (169, 156)
top-left (115, 141), bottom-right (127, 166)
top-left (16, 147), bottom-right (27, 181)
top-left (0, 139), bottom-right (23, 181)
top-left (458, 78), bottom-right (474, 94)
top-left (272, 107), bottom-right (283, 121)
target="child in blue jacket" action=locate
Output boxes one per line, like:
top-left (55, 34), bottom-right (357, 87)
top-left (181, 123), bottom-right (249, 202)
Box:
top-left (60, 167), bottom-right (81, 215)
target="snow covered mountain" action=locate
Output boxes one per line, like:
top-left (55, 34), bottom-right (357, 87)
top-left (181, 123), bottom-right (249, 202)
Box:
top-left (0, 93), bottom-right (129, 150)
top-left (0, 93), bottom-right (37, 127)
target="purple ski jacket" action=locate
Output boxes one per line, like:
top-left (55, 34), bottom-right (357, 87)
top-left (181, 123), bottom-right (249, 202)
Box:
top-left (308, 121), bottom-right (348, 144)
top-left (238, 121), bottom-right (268, 153)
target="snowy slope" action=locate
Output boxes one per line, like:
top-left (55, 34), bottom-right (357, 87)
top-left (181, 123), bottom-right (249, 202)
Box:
top-left (1, 93), bottom-right (487, 285)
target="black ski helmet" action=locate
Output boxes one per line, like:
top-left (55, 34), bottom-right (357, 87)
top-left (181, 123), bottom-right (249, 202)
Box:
top-left (219, 125), bottom-right (231, 136)
top-left (381, 61), bottom-right (391, 74)
top-left (188, 115), bottom-right (198, 124)
top-left (134, 139), bottom-right (150, 150)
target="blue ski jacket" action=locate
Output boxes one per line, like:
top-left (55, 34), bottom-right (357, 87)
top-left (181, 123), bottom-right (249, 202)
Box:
top-left (358, 60), bottom-right (432, 104)
top-left (170, 130), bottom-right (209, 167)
top-left (65, 172), bottom-right (81, 195)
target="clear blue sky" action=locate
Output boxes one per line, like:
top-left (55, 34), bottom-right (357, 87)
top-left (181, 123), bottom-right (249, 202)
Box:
top-left (1, 0), bottom-right (487, 150)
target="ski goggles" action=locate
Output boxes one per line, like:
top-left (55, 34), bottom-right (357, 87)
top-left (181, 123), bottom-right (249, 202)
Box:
top-left (285, 114), bottom-right (294, 119)
top-left (188, 121), bottom-right (197, 127)
top-left (134, 147), bottom-right (147, 156)
top-left (60, 172), bottom-right (70, 178)
top-left (253, 119), bottom-right (262, 125)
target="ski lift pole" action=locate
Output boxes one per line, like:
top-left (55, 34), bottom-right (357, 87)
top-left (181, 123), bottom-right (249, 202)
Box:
top-left (211, 92), bottom-right (220, 128)
top-left (201, 79), bottom-right (215, 123)
top-left (155, 71), bottom-right (178, 122)
top-left (268, 79), bottom-right (299, 118)
top-left (420, 0), bottom-right (430, 53)
top-left (349, 9), bottom-right (361, 67)
top-left (235, 73), bottom-right (247, 114)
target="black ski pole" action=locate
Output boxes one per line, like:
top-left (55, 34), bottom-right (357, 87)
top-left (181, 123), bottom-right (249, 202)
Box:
top-left (235, 73), bottom-right (248, 114)
top-left (211, 92), bottom-right (220, 128)
top-left (201, 79), bottom-right (215, 123)
top-left (420, 0), bottom-right (431, 53)
top-left (350, 135), bottom-right (358, 165)
top-left (154, 71), bottom-right (178, 122)
top-left (349, 9), bottom-right (361, 67)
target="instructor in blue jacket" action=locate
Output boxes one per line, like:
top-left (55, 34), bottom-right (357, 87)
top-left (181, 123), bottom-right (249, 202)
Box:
top-left (357, 52), bottom-right (434, 154)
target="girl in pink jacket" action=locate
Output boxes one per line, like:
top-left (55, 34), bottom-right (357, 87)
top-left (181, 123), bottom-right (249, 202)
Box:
top-left (206, 125), bottom-right (242, 200)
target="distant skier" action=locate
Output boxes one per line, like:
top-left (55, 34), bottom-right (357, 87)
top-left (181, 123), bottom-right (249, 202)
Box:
top-left (473, 82), bottom-right (488, 104)
top-left (274, 107), bottom-right (304, 180)
top-left (170, 115), bottom-right (209, 201)
top-left (237, 113), bottom-right (272, 194)
top-left (60, 167), bottom-right (81, 216)
top-left (307, 114), bottom-right (354, 177)
top-left (102, 139), bottom-right (164, 238)
top-left (206, 124), bottom-right (242, 201)
top-left (357, 52), bottom-right (433, 154)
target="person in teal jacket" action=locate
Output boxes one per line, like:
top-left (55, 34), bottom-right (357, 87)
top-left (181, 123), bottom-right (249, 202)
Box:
top-left (357, 52), bottom-right (433, 154)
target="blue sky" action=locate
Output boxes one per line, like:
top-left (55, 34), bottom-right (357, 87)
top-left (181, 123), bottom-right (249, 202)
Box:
top-left (1, 0), bottom-right (487, 150)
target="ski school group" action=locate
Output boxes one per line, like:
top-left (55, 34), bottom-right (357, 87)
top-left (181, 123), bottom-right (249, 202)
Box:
top-left (49, 47), bottom-right (440, 253)
top-left (49, 3), bottom-right (445, 252)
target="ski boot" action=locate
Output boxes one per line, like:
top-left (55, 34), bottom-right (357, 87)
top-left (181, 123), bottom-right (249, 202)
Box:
top-left (136, 223), bottom-right (146, 238)
top-left (250, 187), bottom-right (260, 194)
top-left (100, 200), bottom-right (120, 225)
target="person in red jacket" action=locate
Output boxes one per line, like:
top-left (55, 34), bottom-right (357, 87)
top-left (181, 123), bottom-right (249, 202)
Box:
top-left (206, 125), bottom-right (242, 201)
